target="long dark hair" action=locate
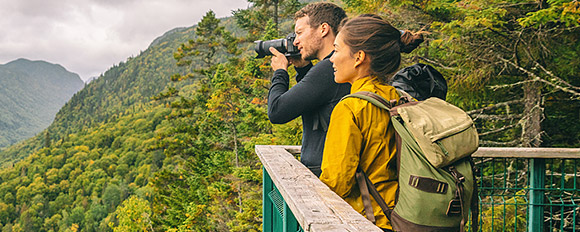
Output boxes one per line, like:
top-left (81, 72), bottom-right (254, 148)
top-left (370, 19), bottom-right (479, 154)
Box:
top-left (339, 15), bottom-right (424, 83)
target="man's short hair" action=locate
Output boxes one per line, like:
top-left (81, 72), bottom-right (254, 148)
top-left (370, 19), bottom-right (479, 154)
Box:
top-left (294, 2), bottom-right (347, 36)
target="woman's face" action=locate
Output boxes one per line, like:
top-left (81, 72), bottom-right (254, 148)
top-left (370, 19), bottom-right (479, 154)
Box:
top-left (330, 32), bottom-right (358, 84)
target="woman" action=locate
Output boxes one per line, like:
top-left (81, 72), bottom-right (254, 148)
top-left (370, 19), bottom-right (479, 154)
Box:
top-left (319, 15), bottom-right (424, 231)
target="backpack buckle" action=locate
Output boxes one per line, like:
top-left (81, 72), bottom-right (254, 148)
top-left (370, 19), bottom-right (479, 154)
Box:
top-left (448, 166), bottom-right (465, 183)
top-left (446, 198), bottom-right (462, 216)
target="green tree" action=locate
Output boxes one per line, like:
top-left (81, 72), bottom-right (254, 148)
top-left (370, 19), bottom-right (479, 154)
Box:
top-left (233, 0), bottom-right (304, 39)
top-left (103, 184), bottom-right (121, 210)
top-left (173, 10), bottom-right (239, 81)
top-left (0, 202), bottom-right (15, 225)
top-left (45, 131), bottom-right (51, 148)
top-left (110, 196), bottom-right (153, 232)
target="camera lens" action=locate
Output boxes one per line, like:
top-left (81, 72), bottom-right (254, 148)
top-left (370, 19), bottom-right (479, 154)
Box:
top-left (253, 33), bottom-right (300, 58)
top-left (254, 39), bottom-right (286, 58)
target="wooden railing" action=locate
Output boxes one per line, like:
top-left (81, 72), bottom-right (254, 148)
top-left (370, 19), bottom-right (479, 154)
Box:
top-left (256, 145), bottom-right (580, 232)
top-left (256, 145), bottom-right (382, 232)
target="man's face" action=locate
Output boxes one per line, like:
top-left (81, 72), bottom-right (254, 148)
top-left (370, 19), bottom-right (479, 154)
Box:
top-left (293, 16), bottom-right (322, 61)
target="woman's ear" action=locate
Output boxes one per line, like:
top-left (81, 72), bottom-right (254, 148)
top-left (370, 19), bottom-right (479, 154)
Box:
top-left (354, 51), bottom-right (366, 68)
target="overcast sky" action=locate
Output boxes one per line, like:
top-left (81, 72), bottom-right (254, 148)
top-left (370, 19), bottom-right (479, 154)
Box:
top-left (0, 0), bottom-right (249, 81)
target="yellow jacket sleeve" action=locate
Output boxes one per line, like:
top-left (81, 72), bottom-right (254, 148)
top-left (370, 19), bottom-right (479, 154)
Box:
top-left (320, 100), bottom-right (361, 198)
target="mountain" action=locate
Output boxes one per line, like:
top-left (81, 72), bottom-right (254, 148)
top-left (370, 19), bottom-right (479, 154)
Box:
top-left (0, 25), bottom-right (197, 165)
top-left (0, 59), bottom-right (84, 149)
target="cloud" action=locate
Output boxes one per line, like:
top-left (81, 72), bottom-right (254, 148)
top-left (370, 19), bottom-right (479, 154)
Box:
top-left (0, 0), bottom-right (249, 80)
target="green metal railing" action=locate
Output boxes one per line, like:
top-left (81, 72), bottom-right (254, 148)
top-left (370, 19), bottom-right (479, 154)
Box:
top-left (263, 169), bottom-right (303, 232)
top-left (258, 146), bottom-right (580, 232)
top-left (474, 150), bottom-right (580, 232)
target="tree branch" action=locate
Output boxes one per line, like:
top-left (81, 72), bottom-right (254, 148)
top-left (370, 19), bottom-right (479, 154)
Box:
top-left (489, 79), bottom-right (537, 90)
top-left (533, 61), bottom-right (580, 91)
top-left (479, 123), bottom-right (520, 136)
top-left (416, 56), bottom-right (462, 71)
top-left (473, 114), bottom-right (522, 120)
top-left (479, 139), bottom-right (521, 146)
top-left (467, 99), bottom-right (524, 115)
top-left (497, 56), bottom-right (580, 98)
top-left (518, 34), bottom-right (579, 92)
top-left (496, 2), bottom-right (539, 8)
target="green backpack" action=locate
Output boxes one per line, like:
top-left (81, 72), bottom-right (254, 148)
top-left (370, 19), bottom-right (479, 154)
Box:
top-left (342, 91), bottom-right (479, 232)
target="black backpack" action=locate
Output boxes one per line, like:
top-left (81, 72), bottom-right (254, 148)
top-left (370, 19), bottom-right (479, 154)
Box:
top-left (389, 63), bottom-right (447, 101)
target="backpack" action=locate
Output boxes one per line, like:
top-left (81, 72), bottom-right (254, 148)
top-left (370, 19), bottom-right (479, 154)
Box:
top-left (342, 90), bottom-right (479, 232)
top-left (389, 63), bottom-right (448, 101)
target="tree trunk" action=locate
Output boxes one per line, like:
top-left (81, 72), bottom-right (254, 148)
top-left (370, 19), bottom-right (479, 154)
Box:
top-left (521, 80), bottom-right (542, 147)
top-left (232, 124), bottom-right (243, 213)
top-left (273, 0), bottom-right (279, 33)
top-left (233, 124), bottom-right (239, 168)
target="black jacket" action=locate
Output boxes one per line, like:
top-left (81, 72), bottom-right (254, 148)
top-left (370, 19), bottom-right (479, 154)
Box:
top-left (268, 52), bottom-right (351, 176)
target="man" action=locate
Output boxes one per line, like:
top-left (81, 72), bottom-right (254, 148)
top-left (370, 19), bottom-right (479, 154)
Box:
top-left (268, 2), bottom-right (350, 177)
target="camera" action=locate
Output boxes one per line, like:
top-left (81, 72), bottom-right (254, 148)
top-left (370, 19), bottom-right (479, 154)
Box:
top-left (254, 33), bottom-right (300, 58)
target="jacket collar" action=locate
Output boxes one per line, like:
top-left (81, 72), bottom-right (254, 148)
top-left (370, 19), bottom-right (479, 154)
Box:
top-left (323, 50), bottom-right (334, 60)
top-left (350, 76), bottom-right (376, 93)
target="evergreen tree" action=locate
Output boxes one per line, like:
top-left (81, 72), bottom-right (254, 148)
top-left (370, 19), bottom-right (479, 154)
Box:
top-left (233, 0), bottom-right (304, 39)
top-left (344, 0), bottom-right (580, 147)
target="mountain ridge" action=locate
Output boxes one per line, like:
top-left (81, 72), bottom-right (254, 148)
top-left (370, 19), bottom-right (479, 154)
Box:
top-left (0, 18), bottom-right (206, 165)
top-left (0, 58), bottom-right (84, 149)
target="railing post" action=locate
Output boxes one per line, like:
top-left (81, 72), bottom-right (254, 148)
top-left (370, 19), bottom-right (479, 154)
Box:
top-left (528, 158), bottom-right (545, 231)
top-left (263, 167), bottom-right (274, 232)
top-left (284, 202), bottom-right (299, 232)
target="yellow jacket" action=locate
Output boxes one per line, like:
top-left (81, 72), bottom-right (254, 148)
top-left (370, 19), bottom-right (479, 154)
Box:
top-left (320, 76), bottom-right (399, 230)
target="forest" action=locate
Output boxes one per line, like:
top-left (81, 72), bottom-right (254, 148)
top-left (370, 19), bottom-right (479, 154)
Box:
top-left (0, 0), bottom-right (578, 231)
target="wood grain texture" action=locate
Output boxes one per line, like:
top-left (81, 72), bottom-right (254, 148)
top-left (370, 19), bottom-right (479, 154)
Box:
top-left (282, 145), bottom-right (580, 158)
top-left (473, 147), bottom-right (580, 159)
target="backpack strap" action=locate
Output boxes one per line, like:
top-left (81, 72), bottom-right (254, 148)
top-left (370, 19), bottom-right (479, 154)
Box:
top-left (342, 91), bottom-right (393, 110)
top-left (356, 168), bottom-right (393, 221)
top-left (342, 90), bottom-right (415, 110)
top-left (356, 167), bottom-right (376, 223)
top-left (450, 159), bottom-right (480, 232)
top-left (395, 89), bottom-right (415, 104)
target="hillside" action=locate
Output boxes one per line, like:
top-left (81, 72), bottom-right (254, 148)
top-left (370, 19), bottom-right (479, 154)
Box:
top-left (0, 21), bottom-right (199, 231)
top-left (0, 9), bottom-right (294, 230)
top-left (0, 59), bottom-right (84, 149)
top-left (0, 25), bottom-right (203, 165)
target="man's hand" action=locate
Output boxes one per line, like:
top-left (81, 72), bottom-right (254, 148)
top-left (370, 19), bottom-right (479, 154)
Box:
top-left (270, 47), bottom-right (289, 71)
